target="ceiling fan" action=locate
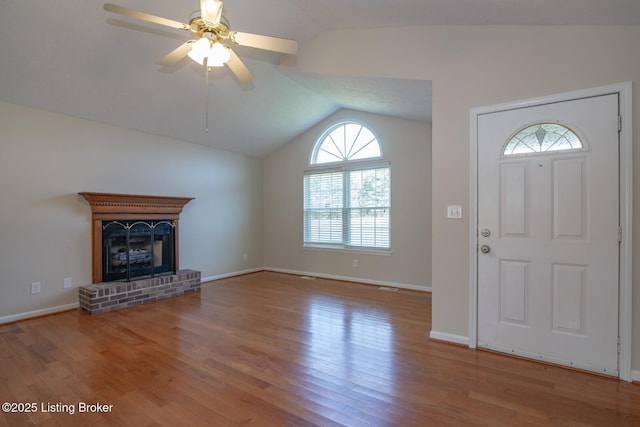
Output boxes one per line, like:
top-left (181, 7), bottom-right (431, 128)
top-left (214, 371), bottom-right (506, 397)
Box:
top-left (103, 0), bottom-right (298, 83)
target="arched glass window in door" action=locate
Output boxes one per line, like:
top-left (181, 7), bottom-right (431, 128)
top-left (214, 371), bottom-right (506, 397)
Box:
top-left (311, 121), bottom-right (382, 164)
top-left (503, 123), bottom-right (583, 156)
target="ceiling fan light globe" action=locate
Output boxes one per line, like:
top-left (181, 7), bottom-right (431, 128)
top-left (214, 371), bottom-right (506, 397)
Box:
top-left (187, 37), bottom-right (211, 65)
top-left (209, 42), bottom-right (231, 65)
top-left (187, 49), bottom-right (206, 65)
top-left (207, 58), bottom-right (225, 67)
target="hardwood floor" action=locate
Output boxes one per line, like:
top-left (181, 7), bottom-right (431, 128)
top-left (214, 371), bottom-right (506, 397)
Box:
top-left (1, 271), bottom-right (638, 426)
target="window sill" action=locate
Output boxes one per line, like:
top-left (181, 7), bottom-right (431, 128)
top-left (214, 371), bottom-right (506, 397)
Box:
top-left (303, 244), bottom-right (392, 256)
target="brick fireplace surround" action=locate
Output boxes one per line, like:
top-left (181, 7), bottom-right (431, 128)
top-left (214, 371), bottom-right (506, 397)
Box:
top-left (79, 269), bottom-right (201, 314)
top-left (78, 192), bottom-right (200, 314)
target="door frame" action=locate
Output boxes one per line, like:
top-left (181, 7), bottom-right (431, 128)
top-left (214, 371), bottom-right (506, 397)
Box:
top-left (468, 82), bottom-right (633, 381)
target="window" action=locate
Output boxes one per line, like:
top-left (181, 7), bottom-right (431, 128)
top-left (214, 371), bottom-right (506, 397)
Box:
top-left (503, 123), bottom-right (583, 156)
top-left (304, 121), bottom-right (390, 251)
top-left (311, 121), bottom-right (381, 164)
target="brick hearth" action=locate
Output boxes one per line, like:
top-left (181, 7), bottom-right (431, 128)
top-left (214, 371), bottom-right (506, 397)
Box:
top-left (79, 270), bottom-right (201, 314)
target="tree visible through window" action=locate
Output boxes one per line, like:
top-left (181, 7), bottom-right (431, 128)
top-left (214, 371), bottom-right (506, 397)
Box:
top-left (304, 121), bottom-right (390, 250)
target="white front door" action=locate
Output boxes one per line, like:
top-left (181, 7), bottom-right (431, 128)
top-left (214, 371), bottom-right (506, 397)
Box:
top-left (476, 93), bottom-right (620, 375)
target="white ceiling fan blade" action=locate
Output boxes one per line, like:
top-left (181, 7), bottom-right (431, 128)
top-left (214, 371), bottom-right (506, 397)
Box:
top-left (104, 3), bottom-right (190, 31)
top-left (225, 49), bottom-right (254, 83)
top-left (231, 31), bottom-right (298, 55)
top-left (156, 41), bottom-right (195, 66)
top-left (200, 0), bottom-right (223, 26)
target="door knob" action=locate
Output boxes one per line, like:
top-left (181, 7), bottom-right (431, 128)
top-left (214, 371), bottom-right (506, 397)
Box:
top-left (480, 228), bottom-right (491, 237)
top-left (480, 245), bottom-right (491, 254)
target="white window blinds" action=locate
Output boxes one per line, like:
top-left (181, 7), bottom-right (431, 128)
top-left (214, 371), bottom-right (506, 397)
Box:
top-left (304, 164), bottom-right (390, 250)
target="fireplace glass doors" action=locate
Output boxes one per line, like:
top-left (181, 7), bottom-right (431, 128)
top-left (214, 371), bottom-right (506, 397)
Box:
top-left (102, 220), bottom-right (175, 282)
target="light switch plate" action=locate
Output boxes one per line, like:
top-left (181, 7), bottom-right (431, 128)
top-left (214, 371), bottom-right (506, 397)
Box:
top-left (31, 282), bottom-right (41, 294)
top-left (447, 205), bottom-right (463, 219)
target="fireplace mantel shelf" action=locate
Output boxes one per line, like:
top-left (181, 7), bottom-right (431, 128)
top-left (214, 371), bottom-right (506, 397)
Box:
top-left (79, 192), bottom-right (194, 216)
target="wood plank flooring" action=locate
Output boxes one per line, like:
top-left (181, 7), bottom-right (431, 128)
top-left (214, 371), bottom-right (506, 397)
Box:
top-left (0, 271), bottom-right (638, 426)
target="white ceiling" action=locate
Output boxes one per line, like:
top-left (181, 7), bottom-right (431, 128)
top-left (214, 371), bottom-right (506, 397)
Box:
top-left (1, 0), bottom-right (638, 157)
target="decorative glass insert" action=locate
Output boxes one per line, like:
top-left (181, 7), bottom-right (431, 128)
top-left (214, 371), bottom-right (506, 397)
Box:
top-left (503, 123), bottom-right (583, 156)
top-left (312, 121), bottom-right (381, 164)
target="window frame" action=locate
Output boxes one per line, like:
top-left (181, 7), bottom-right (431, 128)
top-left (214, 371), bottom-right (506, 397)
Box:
top-left (304, 120), bottom-right (390, 253)
top-left (310, 120), bottom-right (383, 166)
top-left (501, 121), bottom-right (587, 158)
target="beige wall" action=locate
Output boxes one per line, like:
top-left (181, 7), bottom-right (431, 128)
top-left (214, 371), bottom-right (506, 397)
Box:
top-left (284, 25), bottom-right (640, 372)
top-left (264, 109), bottom-right (432, 289)
top-left (0, 102), bottom-right (264, 321)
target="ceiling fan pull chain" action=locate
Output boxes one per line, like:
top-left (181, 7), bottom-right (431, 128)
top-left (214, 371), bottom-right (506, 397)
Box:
top-left (205, 60), bottom-right (210, 133)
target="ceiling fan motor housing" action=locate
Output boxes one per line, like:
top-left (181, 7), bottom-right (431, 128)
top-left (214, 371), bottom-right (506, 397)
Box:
top-left (188, 10), bottom-right (230, 40)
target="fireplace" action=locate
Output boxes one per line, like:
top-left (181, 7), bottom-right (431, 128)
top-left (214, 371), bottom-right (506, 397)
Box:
top-left (79, 192), bottom-right (194, 283)
top-left (78, 192), bottom-right (200, 314)
top-left (102, 219), bottom-right (175, 281)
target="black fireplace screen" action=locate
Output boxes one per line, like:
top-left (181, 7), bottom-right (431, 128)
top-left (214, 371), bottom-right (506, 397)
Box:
top-left (102, 219), bottom-right (175, 282)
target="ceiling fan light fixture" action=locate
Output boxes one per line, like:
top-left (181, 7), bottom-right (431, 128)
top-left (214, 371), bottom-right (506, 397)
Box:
top-left (103, 1), bottom-right (298, 83)
top-left (187, 37), bottom-right (211, 65)
top-left (207, 42), bottom-right (231, 67)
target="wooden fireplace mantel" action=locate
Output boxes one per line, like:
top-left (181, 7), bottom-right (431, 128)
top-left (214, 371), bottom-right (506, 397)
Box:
top-left (79, 192), bottom-right (194, 283)
top-left (79, 192), bottom-right (194, 216)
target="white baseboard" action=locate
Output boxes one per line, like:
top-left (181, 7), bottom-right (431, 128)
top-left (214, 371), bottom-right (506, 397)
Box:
top-left (0, 302), bottom-right (79, 325)
top-left (631, 370), bottom-right (640, 383)
top-left (264, 267), bottom-right (431, 292)
top-left (429, 330), bottom-right (470, 346)
top-left (200, 267), bottom-right (265, 284)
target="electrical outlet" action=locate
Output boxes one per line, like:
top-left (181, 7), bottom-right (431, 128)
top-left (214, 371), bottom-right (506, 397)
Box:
top-left (63, 277), bottom-right (73, 289)
top-left (31, 282), bottom-right (41, 294)
top-left (353, 259), bottom-right (359, 268)
top-left (243, 253), bottom-right (248, 261)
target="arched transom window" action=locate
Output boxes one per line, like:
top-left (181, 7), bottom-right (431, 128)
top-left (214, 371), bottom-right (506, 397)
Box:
top-left (503, 123), bottom-right (583, 156)
top-left (311, 121), bottom-right (382, 164)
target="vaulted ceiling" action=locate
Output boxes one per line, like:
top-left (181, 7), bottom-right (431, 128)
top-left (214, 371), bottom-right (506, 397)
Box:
top-left (1, 1), bottom-right (638, 157)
